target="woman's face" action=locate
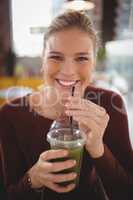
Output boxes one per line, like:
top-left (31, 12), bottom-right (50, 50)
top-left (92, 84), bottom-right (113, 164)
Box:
top-left (42, 28), bottom-right (95, 97)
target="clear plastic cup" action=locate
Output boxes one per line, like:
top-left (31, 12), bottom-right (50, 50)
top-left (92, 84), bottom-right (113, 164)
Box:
top-left (47, 128), bottom-right (86, 187)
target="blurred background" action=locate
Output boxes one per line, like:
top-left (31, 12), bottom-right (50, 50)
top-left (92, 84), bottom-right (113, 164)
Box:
top-left (0, 0), bottom-right (133, 145)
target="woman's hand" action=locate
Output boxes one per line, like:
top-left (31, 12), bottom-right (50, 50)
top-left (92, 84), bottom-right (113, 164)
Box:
top-left (65, 96), bottom-right (110, 158)
top-left (28, 149), bottom-right (77, 193)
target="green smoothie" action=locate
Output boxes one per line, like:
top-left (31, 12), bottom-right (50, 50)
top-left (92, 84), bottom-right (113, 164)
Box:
top-left (50, 145), bottom-right (84, 186)
top-left (47, 128), bottom-right (86, 187)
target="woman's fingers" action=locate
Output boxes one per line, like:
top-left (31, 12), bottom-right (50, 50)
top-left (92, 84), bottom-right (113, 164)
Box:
top-left (29, 149), bottom-right (77, 190)
top-left (43, 172), bottom-right (77, 183)
top-left (73, 114), bottom-right (109, 131)
top-left (65, 96), bottom-right (109, 128)
top-left (65, 97), bottom-right (106, 117)
top-left (48, 182), bottom-right (76, 193)
top-left (40, 149), bottom-right (69, 161)
top-left (39, 152), bottom-right (76, 172)
top-left (66, 109), bottom-right (109, 129)
top-left (73, 116), bottom-right (99, 134)
top-left (66, 110), bottom-right (103, 124)
top-left (67, 96), bottom-right (102, 110)
top-left (37, 159), bottom-right (76, 192)
top-left (49, 159), bottom-right (76, 173)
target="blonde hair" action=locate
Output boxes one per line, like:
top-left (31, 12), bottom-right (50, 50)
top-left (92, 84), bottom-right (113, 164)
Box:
top-left (43, 11), bottom-right (98, 55)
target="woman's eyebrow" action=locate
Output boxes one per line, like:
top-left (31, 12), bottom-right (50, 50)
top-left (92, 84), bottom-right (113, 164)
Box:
top-left (75, 52), bottom-right (92, 56)
top-left (48, 51), bottom-right (92, 57)
top-left (48, 51), bottom-right (63, 55)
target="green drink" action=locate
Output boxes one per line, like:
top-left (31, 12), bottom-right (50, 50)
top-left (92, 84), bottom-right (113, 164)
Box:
top-left (47, 128), bottom-right (86, 187)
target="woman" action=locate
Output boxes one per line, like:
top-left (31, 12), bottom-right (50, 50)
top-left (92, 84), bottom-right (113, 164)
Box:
top-left (0, 11), bottom-right (133, 200)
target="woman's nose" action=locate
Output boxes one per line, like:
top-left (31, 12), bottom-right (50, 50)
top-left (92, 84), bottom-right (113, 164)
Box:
top-left (60, 59), bottom-right (76, 76)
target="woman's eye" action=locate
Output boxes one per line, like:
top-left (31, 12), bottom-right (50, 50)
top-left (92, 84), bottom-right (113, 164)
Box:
top-left (76, 57), bottom-right (89, 62)
top-left (48, 55), bottom-right (63, 61)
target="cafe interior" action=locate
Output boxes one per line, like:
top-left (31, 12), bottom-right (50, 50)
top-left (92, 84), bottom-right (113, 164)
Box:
top-left (0, 0), bottom-right (133, 145)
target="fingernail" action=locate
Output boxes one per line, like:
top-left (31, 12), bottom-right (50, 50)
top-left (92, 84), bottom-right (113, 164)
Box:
top-left (72, 160), bottom-right (76, 165)
top-left (63, 150), bottom-right (68, 156)
top-left (72, 173), bottom-right (77, 178)
top-left (70, 184), bottom-right (76, 189)
top-left (65, 110), bottom-right (69, 115)
top-left (67, 96), bottom-right (71, 100)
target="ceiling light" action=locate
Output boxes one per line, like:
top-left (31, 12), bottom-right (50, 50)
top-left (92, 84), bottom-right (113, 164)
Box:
top-left (63, 0), bottom-right (95, 11)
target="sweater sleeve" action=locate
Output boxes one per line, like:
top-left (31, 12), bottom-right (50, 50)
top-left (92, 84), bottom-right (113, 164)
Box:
top-left (0, 109), bottom-right (41, 200)
top-left (93, 92), bottom-right (133, 199)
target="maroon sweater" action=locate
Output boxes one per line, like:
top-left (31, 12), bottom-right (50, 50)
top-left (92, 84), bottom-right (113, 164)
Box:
top-left (0, 86), bottom-right (133, 200)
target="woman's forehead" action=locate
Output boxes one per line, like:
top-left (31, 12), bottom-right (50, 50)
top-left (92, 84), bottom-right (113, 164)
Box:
top-left (45, 29), bottom-right (94, 54)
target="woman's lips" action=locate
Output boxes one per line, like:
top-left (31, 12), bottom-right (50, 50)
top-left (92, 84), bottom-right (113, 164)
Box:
top-left (55, 79), bottom-right (80, 87)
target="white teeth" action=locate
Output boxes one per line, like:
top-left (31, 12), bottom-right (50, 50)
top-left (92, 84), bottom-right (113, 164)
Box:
top-left (57, 80), bottom-right (77, 86)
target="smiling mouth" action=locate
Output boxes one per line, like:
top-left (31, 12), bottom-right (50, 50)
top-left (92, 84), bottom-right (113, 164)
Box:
top-left (55, 79), bottom-right (80, 87)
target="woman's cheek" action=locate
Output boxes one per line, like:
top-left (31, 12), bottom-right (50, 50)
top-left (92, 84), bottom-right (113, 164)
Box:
top-left (47, 61), bottom-right (61, 75)
top-left (79, 65), bottom-right (92, 84)
top-left (44, 61), bottom-right (61, 84)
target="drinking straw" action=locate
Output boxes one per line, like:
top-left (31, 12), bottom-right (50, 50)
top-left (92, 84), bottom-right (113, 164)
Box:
top-left (70, 86), bottom-right (75, 134)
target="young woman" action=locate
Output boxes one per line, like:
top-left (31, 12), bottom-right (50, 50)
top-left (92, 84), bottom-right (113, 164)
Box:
top-left (0, 11), bottom-right (133, 200)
